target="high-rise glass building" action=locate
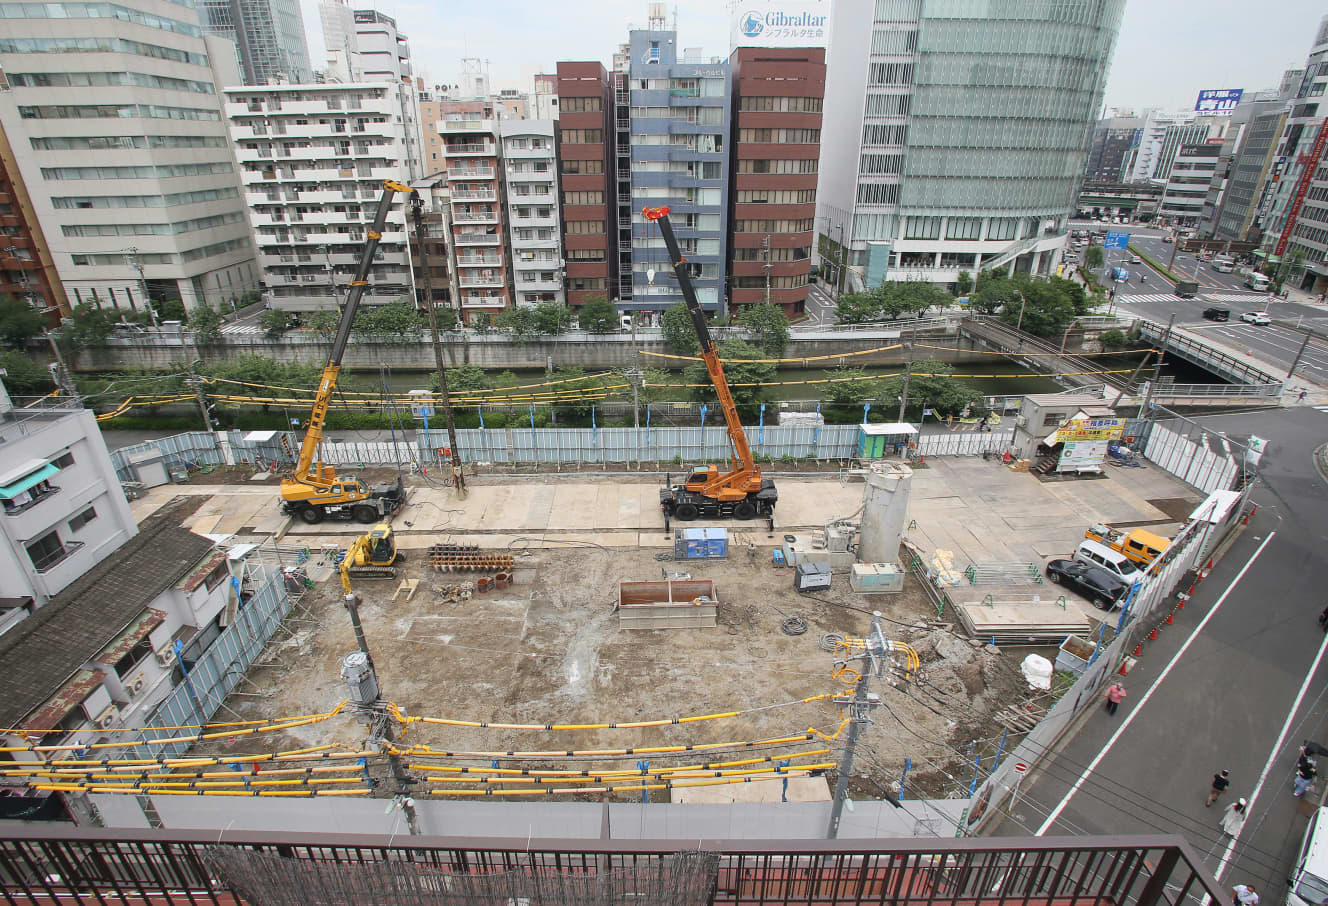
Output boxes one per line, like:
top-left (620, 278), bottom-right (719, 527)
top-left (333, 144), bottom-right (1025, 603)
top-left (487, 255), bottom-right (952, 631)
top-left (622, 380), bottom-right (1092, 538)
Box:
top-left (199, 0), bottom-right (312, 85)
top-left (818, 0), bottom-right (1125, 289)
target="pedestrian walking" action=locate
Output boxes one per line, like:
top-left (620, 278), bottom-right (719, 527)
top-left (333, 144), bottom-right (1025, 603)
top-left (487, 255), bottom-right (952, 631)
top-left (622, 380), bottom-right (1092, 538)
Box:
top-left (1300, 390), bottom-right (1309, 403)
top-left (1232, 884), bottom-right (1259, 906)
top-left (1220, 798), bottom-right (1247, 837)
top-left (1207, 770), bottom-right (1231, 806)
top-left (1295, 757), bottom-right (1317, 797)
top-left (1319, 605), bottom-right (1328, 631)
top-left (1104, 683), bottom-right (1127, 715)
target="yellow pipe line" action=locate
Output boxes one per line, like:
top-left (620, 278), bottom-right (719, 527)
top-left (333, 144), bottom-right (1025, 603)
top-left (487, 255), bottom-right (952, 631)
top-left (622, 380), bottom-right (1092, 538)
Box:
top-left (32, 783), bottom-right (372, 797)
top-left (640, 343), bottom-right (903, 364)
top-left (6, 765), bottom-right (367, 782)
top-left (428, 770), bottom-right (825, 797)
top-left (12, 706), bottom-right (346, 752)
top-left (392, 732), bottom-right (820, 760)
top-left (407, 749), bottom-right (832, 779)
top-left (402, 692), bottom-right (834, 733)
top-left (422, 763), bottom-right (838, 786)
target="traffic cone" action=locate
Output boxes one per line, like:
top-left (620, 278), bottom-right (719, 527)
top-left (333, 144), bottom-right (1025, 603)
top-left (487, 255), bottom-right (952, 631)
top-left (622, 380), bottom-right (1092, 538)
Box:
top-left (1177, 592), bottom-right (1188, 610)
top-left (1132, 643), bottom-right (1143, 657)
top-left (1166, 610), bottom-right (1174, 625)
top-left (1149, 625), bottom-right (1159, 640)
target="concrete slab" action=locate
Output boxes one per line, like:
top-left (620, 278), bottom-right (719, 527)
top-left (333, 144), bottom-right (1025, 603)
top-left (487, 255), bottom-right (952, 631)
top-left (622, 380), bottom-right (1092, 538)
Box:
top-left (671, 776), bottom-right (831, 804)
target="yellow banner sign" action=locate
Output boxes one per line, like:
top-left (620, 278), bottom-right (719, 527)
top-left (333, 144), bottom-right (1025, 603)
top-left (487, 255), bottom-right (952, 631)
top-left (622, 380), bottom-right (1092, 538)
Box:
top-left (1055, 418), bottom-right (1125, 442)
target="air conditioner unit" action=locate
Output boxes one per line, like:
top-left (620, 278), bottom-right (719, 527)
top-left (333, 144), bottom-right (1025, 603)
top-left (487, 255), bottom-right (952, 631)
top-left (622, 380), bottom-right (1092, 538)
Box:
top-left (95, 706), bottom-right (119, 730)
top-left (1015, 414), bottom-right (1027, 427)
top-left (129, 676), bottom-right (146, 697)
top-left (156, 648), bottom-right (177, 668)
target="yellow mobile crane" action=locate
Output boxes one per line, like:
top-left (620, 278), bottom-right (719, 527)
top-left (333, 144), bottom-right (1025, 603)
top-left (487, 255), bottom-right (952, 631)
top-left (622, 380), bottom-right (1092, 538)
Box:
top-left (643, 206), bottom-right (777, 524)
top-left (280, 180), bottom-right (413, 524)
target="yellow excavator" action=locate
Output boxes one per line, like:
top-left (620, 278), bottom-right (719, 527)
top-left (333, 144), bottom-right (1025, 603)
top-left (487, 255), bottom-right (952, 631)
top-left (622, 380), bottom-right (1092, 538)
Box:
top-left (339, 524), bottom-right (403, 593)
top-left (279, 180), bottom-right (413, 525)
top-left (642, 206), bottom-right (777, 524)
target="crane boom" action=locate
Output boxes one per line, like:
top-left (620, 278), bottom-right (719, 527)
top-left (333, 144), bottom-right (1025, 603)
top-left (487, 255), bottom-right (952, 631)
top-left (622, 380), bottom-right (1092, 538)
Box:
top-left (643, 206), bottom-right (774, 522)
top-left (292, 180), bottom-right (414, 486)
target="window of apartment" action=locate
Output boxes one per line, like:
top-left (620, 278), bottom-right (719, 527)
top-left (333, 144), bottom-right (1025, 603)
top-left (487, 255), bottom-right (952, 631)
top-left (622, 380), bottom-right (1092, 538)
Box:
top-left (862, 123), bottom-right (907, 144)
top-left (738, 96), bottom-right (822, 112)
top-left (563, 191), bottom-right (604, 205)
top-left (737, 159), bottom-right (817, 174)
top-left (738, 128), bottom-right (820, 144)
top-left (734, 218), bottom-right (814, 233)
top-left (558, 158), bottom-right (599, 175)
top-left (569, 277), bottom-right (607, 290)
top-left (733, 274), bottom-right (808, 289)
top-left (25, 529), bottom-right (70, 572)
top-left (53, 452), bottom-right (74, 469)
top-left (860, 153), bottom-right (903, 175)
top-left (855, 183), bottom-right (901, 205)
top-left (734, 246), bottom-right (810, 261)
top-left (113, 637), bottom-right (154, 679)
top-left (735, 189), bottom-right (816, 204)
top-left (68, 507), bottom-right (97, 532)
top-left (561, 129), bottom-right (602, 144)
top-left (560, 97), bottom-right (601, 113)
top-left (203, 561), bottom-right (229, 592)
top-left (904, 216), bottom-right (941, 239)
top-left (701, 161), bottom-right (723, 179)
top-left (566, 220), bottom-right (604, 234)
top-left (868, 62), bottom-right (914, 86)
top-left (566, 248), bottom-right (605, 261)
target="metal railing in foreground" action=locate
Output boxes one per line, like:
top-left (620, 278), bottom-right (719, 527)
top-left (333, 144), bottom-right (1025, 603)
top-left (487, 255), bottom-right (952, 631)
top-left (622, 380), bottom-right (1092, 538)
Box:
top-left (0, 826), bottom-right (1225, 906)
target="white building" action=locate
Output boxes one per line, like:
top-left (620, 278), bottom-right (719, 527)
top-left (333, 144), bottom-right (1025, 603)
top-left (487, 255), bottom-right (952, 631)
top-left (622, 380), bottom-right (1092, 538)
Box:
top-left (500, 120), bottom-right (564, 306)
top-left (439, 116), bottom-right (514, 320)
top-left (224, 82), bottom-right (421, 311)
top-left (532, 73), bottom-right (559, 121)
top-left (0, 384), bottom-right (137, 619)
top-left (816, 0), bottom-right (1123, 290)
top-left (1123, 109), bottom-right (1194, 183)
top-left (0, 502), bottom-right (231, 755)
top-left (0, 1), bottom-right (259, 314)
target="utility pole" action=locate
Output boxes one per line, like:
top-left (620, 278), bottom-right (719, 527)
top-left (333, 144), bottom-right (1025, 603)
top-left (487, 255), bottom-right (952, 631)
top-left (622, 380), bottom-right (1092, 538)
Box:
top-left (410, 192), bottom-right (466, 495)
top-left (1167, 236), bottom-right (1179, 271)
top-left (827, 611), bottom-right (885, 839)
top-left (184, 360), bottom-right (212, 432)
top-left (1109, 349), bottom-right (1155, 408)
top-left (897, 345), bottom-right (913, 423)
top-left (763, 233), bottom-right (772, 307)
top-left (126, 247), bottom-right (159, 327)
top-left (1139, 313), bottom-right (1174, 418)
top-left (1288, 328), bottom-right (1314, 379)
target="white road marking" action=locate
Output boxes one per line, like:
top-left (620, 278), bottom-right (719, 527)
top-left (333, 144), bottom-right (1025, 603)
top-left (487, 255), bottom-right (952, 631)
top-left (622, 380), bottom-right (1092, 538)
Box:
top-left (1034, 532), bottom-right (1277, 836)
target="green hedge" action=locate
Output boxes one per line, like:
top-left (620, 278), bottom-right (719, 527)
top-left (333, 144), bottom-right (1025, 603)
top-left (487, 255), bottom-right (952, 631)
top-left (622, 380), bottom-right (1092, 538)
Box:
top-left (1127, 244), bottom-right (1186, 285)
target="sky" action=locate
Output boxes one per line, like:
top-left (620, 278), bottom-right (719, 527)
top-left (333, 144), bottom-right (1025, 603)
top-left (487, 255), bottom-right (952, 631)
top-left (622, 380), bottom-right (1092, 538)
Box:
top-left (296, 0), bottom-right (1322, 112)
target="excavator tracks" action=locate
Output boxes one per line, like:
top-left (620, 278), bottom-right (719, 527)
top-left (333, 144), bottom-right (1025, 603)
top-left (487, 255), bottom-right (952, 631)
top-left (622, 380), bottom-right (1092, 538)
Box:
top-left (346, 566), bottom-right (398, 580)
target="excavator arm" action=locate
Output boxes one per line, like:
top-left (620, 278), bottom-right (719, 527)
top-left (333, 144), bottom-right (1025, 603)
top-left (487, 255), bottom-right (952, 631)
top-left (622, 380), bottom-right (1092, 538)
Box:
top-left (642, 206), bottom-right (759, 499)
top-left (291, 180), bottom-right (416, 489)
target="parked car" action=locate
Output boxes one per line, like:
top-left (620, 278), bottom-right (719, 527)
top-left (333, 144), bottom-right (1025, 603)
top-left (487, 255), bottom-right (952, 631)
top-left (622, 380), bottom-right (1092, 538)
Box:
top-left (1203, 308), bottom-right (1230, 322)
top-left (1240, 311), bottom-right (1271, 325)
top-left (1045, 558), bottom-right (1130, 609)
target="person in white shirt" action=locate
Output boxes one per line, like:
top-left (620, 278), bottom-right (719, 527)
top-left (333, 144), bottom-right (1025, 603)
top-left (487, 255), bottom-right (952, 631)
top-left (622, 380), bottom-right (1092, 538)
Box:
top-left (1232, 884), bottom-right (1259, 906)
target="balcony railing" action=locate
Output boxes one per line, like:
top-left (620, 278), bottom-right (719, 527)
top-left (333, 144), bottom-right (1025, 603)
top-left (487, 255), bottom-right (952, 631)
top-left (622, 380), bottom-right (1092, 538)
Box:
top-left (444, 142), bottom-right (495, 155)
top-left (447, 167), bottom-right (496, 180)
top-left (452, 212), bottom-right (499, 224)
top-left (454, 233), bottom-right (500, 246)
top-left (30, 539), bottom-right (83, 573)
top-left (456, 255), bottom-right (502, 266)
top-left (450, 189), bottom-right (497, 202)
top-left (2, 483), bottom-right (59, 516)
top-left (0, 827), bottom-right (1226, 906)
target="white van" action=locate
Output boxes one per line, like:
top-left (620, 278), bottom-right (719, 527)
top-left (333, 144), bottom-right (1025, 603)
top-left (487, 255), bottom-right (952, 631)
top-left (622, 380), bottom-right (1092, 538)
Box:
top-left (1245, 273), bottom-right (1270, 291)
top-left (1073, 539), bottom-right (1143, 582)
top-left (1288, 806), bottom-right (1328, 906)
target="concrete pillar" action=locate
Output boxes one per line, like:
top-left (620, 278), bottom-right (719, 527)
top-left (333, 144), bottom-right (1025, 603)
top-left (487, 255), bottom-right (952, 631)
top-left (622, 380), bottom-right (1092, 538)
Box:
top-left (858, 463), bottom-right (913, 565)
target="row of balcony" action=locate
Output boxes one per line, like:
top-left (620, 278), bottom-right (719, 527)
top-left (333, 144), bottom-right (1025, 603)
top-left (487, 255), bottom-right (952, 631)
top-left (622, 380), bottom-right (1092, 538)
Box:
top-left (450, 189), bottom-right (497, 202)
top-left (245, 166), bottom-right (402, 183)
top-left (447, 167), bottom-right (495, 180)
top-left (444, 142), bottom-right (496, 156)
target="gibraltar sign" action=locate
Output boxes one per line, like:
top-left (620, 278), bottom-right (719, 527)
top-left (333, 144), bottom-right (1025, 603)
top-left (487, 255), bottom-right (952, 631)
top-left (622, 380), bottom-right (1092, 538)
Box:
top-left (731, 1), bottom-right (829, 48)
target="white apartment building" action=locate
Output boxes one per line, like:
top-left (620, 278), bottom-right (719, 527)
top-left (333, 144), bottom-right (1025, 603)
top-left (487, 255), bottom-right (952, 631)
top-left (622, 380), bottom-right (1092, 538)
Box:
top-left (0, 1), bottom-right (259, 314)
top-left (440, 116), bottom-right (514, 320)
top-left (1123, 109), bottom-right (1195, 183)
top-left (0, 383), bottom-right (137, 617)
top-left (501, 120), bottom-right (564, 306)
top-left (224, 82), bottom-right (420, 311)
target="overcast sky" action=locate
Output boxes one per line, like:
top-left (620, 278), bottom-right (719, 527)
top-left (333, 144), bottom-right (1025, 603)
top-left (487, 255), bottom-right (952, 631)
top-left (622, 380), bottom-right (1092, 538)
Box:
top-left (297, 0), bottom-right (1321, 113)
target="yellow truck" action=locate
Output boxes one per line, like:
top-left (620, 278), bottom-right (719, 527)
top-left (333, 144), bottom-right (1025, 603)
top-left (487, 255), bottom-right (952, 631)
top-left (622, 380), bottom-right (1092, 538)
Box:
top-left (1084, 524), bottom-right (1171, 566)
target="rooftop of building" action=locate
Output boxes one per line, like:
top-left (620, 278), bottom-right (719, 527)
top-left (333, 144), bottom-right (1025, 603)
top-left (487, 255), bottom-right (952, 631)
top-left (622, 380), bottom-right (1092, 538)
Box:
top-left (0, 497), bottom-right (214, 729)
top-left (0, 396), bottom-right (84, 447)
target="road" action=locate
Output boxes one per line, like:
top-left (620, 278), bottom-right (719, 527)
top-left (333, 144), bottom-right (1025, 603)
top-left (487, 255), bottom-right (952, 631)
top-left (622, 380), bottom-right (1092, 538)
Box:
top-left (989, 406), bottom-right (1328, 899)
top-left (804, 281), bottom-right (839, 327)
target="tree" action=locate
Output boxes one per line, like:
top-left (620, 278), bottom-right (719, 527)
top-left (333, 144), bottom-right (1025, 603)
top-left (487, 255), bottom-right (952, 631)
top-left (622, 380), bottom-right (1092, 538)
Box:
top-left (1048, 276), bottom-right (1090, 315)
top-left (433, 305), bottom-right (460, 332)
top-left (1084, 245), bottom-right (1105, 273)
top-left (306, 309), bottom-right (341, 343)
top-left (353, 302), bottom-right (421, 341)
top-left (495, 306), bottom-right (541, 341)
top-left (190, 304), bottom-right (223, 344)
top-left (259, 307), bottom-right (293, 337)
top-left (153, 297), bottom-right (187, 323)
top-left (430, 363), bottom-right (491, 396)
top-left (823, 367), bottom-right (880, 422)
top-left (0, 351), bottom-right (54, 395)
top-left (1099, 329), bottom-right (1129, 350)
top-left (996, 279), bottom-right (1076, 337)
top-left (970, 270), bottom-right (1021, 315)
top-left (532, 302), bottom-right (575, 336)
top-left (202, 355), bottom-right (321, 389)
top-left (682, 338), bottom-right (775, 422)
top-left (577, 294), bottom-right (619, 333)
top-left (884, 281), bottom-right (952, 319)
top-left (736, 302), bottom-right (791, 357)
top-left (60, 302), bottom-right (116, 348)
top-left (661, 302), bottom-right (701, 355)
top-left (0, 295), bottom-right (45, 347)
top-left (955, 271), bottom-right (974, 297)
top-left (879, 358), bottom-right (981, 419)
top-left (834, 292), bottom-right (880, 324)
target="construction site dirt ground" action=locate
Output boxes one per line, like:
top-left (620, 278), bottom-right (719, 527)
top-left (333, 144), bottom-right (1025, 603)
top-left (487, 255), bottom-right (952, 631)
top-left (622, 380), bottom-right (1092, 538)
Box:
top-left (197, 543), bottom-right (1033, 801)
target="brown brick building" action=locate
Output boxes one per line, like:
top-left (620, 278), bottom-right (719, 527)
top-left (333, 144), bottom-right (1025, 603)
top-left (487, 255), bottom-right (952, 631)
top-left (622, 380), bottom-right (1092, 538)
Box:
top-left (728, 47), bottom-right (825, 318)
top-left (554, 62), bottom-right (616, 309)
top-left (0, 124), bottom-right (68, 324)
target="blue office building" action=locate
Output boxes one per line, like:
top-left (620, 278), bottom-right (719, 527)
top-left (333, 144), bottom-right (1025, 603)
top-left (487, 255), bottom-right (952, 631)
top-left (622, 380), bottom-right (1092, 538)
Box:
top-left (625, 29), bottom-right (731, 314)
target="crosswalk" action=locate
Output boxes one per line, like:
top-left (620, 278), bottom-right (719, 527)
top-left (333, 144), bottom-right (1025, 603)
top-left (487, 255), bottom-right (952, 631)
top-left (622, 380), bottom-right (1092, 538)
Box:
top-left (1115, 293), bottom-right (1186, 304)
top-left (1115, 291), bottom-right (1268, 305)
top-left (1208, 293), bottom-right (1269, 302)
top-left (221, 324), bottom-right (264, 335)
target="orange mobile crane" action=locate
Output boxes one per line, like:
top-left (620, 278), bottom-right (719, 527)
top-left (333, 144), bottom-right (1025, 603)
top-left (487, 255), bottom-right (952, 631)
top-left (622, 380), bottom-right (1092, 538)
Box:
top-left (643, 206), bottom-right (777, 525)
top-left (279, 180), bottom-right (413, 524)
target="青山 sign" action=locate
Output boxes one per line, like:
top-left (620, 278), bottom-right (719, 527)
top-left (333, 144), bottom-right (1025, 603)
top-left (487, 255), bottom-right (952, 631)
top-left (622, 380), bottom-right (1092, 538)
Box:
top-left (731, 0), bottom-right (829, 48)
top-left (1055, 418), bottom-right (1125, 443)
top-left (1195, 89), bottom-right (1243, 113)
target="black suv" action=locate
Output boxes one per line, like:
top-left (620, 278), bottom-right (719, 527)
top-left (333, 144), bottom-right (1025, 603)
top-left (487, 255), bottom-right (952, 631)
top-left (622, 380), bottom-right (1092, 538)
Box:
top-left (1045, 558), bottom-right (1130, 609)
top-left (1203, 307), bottom-right (1230, 322)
